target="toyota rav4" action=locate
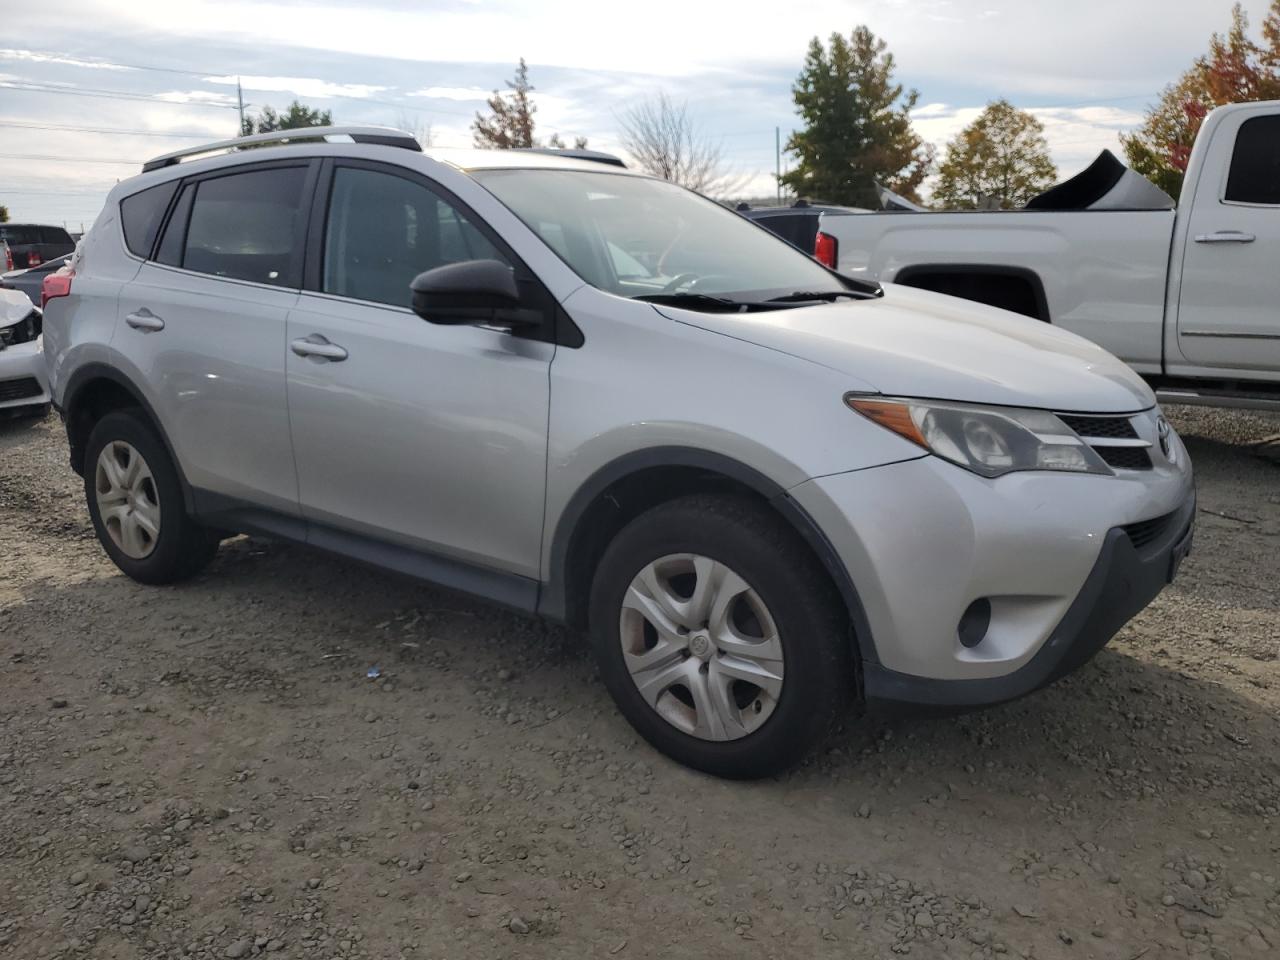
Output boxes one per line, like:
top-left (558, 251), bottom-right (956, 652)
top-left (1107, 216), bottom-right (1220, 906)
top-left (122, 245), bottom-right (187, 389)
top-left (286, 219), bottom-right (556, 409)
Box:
top-left (42, 127), bottom-right (1195, 778)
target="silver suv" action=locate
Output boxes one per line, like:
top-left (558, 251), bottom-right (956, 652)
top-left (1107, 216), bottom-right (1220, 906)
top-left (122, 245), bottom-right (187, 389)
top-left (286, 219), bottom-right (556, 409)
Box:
top-left (43, 127), bottom-right (1195, 778)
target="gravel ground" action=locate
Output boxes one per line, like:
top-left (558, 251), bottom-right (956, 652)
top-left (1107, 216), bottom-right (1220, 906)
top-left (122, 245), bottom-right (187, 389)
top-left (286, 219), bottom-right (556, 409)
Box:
top-left (0, 405), bottom-right (1277, 960)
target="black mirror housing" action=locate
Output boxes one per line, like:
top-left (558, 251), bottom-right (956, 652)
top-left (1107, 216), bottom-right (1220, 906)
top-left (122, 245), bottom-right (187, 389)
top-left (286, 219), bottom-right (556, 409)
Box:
top-left (411, 259), bottom-right (536, 328)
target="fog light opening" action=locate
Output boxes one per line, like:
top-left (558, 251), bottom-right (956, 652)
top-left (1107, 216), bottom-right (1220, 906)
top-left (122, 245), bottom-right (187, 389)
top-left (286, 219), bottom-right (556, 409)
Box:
top-left (958, 598), bottom-right (992, 649)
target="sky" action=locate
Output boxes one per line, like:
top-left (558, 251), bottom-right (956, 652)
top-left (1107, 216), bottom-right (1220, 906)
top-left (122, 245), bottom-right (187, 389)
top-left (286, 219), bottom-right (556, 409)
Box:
top-left (0, 0), bottom-right (1270, 227)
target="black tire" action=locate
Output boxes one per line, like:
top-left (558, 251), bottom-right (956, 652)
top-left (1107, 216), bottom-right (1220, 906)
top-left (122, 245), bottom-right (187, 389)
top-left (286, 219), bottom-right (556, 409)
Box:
top-left (84, 409), bottom-right (220, 584)
top-left (588, 494), bottom-right (853, 779)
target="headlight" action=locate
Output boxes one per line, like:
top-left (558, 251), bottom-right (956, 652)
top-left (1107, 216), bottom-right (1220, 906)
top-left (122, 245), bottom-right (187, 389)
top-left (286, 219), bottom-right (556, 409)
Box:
top-left (846, 395), bottom-right (1112, 478)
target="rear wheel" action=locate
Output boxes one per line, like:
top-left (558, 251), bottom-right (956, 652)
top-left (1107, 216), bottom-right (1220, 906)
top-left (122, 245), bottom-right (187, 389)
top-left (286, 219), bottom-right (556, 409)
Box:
top-left (589, 495), bottom-right (852, 779)
top-left (84, 409), bottom-right (220, 584)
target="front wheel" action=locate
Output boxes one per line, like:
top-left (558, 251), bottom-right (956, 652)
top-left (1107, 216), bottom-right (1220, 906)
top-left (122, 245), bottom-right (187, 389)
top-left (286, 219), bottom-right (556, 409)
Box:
top-left (84, 409), bottom-right (220, 584)
top-left (588, 495), bottom-right (853, 779)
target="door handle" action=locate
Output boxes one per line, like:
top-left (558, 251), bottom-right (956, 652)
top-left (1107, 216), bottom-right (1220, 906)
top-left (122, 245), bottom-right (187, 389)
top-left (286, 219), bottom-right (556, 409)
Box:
top-left (290, 333), bottom-right (348, 362)
top-left (1194, 231), bottom-right (1256, 244)
top-left (125, 309), bottom-right (165, 332)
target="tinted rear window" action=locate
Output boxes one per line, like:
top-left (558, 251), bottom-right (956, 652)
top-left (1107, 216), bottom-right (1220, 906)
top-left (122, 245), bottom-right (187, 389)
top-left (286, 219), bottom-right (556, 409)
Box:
top-left (180, 166), bottom-right (308, 286)
top-left (0, 226), bottom-right (41, 245)
top-left (41, 226), bottom-right (73, 245)
top-left (120, 182), bottom-right (179, 258)
top-left (1225, 115), bottom-right (1280, 205)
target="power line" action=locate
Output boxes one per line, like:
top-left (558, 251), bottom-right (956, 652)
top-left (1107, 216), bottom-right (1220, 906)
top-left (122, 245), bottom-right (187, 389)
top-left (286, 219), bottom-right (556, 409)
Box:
top-left (0, 153), bottom-right (139, 164)
top-left (0, 81), bottom-right (240, 110)
top-left (0, 120), bottom-right (222, 138)
top-left (0, 49), bottom-right (213, 78)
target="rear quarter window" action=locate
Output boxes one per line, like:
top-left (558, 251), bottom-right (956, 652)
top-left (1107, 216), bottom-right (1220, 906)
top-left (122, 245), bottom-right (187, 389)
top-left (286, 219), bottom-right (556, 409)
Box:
top-left (120, 182), bottom-right (179, 258)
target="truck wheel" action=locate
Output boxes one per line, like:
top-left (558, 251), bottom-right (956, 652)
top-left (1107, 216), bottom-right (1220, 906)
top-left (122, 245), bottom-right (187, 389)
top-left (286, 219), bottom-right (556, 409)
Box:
top-left (588, 494), bottom-right (853, 779)
top-left (84, 409), bottom-right (220, 584)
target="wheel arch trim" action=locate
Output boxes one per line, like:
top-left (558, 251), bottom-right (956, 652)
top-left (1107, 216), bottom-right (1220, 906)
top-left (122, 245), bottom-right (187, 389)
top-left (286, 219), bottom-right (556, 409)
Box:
top-left (61, 362), bottom-right (196, 513)
top-left (893, 262), bottom-right (1052, 323)
top-left (538, 446), bottom-right (880, 667)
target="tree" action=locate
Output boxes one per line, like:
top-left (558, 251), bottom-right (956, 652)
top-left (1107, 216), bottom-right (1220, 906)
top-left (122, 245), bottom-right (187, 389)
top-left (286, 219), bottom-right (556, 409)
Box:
top-left (0, 205), bottom-right (8, 224)
top-left (1120, 70), bottom-right (1214, 198)
top-left (618, 93), bottom-right (743, 196)
top-left (782, 27), bottom-right (933, 207)
top-left (1122, 2), bottom-right (1280, 197)
top-left (933, 100), bottom-right (1057, 209)
top-left (395, 111), bottom-right (435, 148)
top-left (472, 59), bottom-right (586, 150)
top-left (241, 100), bottom-right (332, 136)
top-left (473, 58), bottom-right (537, 148)
top-left (547, 133), bottom-right (590, 150)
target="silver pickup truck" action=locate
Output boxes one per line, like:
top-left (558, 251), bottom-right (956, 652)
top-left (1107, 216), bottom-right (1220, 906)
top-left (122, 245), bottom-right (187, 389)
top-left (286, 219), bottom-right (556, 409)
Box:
top-left (812, 100), bottom-right (1280, 411)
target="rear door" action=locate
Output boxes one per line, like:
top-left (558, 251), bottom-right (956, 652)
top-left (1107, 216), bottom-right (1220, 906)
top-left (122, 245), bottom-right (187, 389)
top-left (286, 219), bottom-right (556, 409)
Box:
top-left (116, 160), bottom-right (316, 516)
top-left (1176, 108), bottom-right (1280, 370)
top-left (284, 160), bottom-right (553, 580)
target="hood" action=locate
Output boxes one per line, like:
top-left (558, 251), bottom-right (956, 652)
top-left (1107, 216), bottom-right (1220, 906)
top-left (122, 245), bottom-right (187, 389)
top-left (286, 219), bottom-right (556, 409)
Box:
top-left (659, 283), bottom-right (1155, 414)
top-left (0, 287), bottom-right (37, 329)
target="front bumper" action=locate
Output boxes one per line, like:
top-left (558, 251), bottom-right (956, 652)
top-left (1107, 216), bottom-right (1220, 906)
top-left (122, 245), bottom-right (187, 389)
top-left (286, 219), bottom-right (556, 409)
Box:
top-left (862, 488), bottom-right (1194, 706)
top-left (789, 426), bottom-right (1194, 704)
top-left (0, 337), bottom-right (50, 412)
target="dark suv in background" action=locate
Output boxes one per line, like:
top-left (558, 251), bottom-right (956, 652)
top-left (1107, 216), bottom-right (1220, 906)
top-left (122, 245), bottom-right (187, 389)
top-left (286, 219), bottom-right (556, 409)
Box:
top-left (1, 223), bottom-right (76, 271)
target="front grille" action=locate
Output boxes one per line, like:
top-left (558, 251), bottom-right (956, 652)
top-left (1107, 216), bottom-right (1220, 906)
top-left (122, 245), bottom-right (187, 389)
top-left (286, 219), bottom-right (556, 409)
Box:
top-left (1057, 412), bottom-right (1153, 471)
top-left (0, 377), bottom-right (43, 402)
top-left (1058, 414), bottom-right (1139, 440)
top-left (1123, 511), bottom-right (1176, 551)
top-left (1097, 446), bottom-right (1153, 470)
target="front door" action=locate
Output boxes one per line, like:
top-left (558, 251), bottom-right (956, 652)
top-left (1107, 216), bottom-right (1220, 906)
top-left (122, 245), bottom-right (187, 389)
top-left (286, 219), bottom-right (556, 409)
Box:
top-left (285, 162), bottom-right (553, 579)
top-left (1176, 108), bottom-right (1280, 370)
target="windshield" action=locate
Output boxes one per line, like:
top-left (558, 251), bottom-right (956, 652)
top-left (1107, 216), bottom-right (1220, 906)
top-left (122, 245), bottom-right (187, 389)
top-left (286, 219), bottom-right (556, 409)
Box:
top-left (471, 168), bottom-right (853, 304)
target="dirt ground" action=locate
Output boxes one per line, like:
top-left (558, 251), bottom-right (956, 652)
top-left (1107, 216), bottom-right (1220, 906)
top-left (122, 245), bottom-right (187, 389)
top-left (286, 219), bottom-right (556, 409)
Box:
top-left (1, 405), bottom-right (1277, 960)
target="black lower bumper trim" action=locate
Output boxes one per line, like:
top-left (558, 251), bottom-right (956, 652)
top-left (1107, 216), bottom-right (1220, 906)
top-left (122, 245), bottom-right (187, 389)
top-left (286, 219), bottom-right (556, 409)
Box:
top-left (863, 489), bottom-right (1196, 708)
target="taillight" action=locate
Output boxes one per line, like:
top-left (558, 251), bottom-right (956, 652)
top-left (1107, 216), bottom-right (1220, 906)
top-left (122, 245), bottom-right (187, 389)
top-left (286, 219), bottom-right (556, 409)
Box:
top-left (29, 251), bottom-right (42, 267)
top-left (814, 231), bottom-right (838, 269)
top-left (42, 269), bottom-right (73, 310)
top-left (3, 247), bottom-right (11, 272)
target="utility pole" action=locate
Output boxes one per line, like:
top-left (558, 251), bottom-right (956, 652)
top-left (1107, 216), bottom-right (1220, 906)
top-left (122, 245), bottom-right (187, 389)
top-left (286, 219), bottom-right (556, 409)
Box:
top-left (237, 78), bottom-right (245, 136)
top-left (775, 127), bottom-right (781, 205)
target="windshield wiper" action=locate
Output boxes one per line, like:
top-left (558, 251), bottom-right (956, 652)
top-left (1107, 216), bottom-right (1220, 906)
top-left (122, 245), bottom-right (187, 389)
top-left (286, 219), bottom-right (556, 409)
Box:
top-left (633, 292), bottom-right (750, 312)
top-left (766, 290), bottom-right (862, 303)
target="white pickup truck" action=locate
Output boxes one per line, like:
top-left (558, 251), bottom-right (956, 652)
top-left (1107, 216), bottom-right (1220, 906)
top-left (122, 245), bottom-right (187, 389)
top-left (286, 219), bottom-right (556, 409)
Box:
top-left (814, 100), bottom-right (1280, 411)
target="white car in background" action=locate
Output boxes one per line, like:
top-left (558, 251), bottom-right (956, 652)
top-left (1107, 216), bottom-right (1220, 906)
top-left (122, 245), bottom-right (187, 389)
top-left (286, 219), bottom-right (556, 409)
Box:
top-left (0, 287), bottom-right (49, 418)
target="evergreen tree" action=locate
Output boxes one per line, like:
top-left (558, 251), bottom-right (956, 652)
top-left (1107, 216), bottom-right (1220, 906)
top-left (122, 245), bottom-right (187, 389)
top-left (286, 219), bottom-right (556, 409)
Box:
top-left (782, 27), bottom-right (933, 207)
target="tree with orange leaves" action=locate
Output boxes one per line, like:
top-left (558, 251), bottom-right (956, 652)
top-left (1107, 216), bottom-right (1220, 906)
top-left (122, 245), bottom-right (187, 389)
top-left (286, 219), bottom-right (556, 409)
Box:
top-left (1122, 2), bottom-right (1280, 198)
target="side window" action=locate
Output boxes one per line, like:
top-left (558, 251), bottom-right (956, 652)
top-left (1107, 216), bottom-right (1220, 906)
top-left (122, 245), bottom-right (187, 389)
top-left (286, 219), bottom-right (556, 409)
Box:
top-left (1225, 115), bottom-right (1280, 205)
top-left (42, 226), bottom-right (74, 245)
top-left (181, 166), bottom-right (308, 286)
top-left (120, 181), bottom-right (178, 258)
top-left (322, 166), bottom-right (508, 307)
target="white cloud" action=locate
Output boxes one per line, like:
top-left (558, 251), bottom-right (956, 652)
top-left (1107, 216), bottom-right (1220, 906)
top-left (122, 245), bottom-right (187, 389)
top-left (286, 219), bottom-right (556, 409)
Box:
top-left (154, 89), bottom-right (239, 106)
top-left (203, 74), bottom-right (388, 100)
top-left (409, 86), bottom-right (491, 101)
top-left (0, 48), bottom-right (132, 71)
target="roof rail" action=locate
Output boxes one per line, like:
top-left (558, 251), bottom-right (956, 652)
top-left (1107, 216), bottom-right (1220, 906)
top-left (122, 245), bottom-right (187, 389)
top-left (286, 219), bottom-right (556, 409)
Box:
top-left (516, 147), bottom-right (626, 168)
top-left (141, 126), bottom-right (422, 173)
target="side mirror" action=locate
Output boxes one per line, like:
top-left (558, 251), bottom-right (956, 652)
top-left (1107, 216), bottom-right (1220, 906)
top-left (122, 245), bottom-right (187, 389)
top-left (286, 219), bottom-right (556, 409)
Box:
top-left (410, 259), bottom-right (540, 330)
